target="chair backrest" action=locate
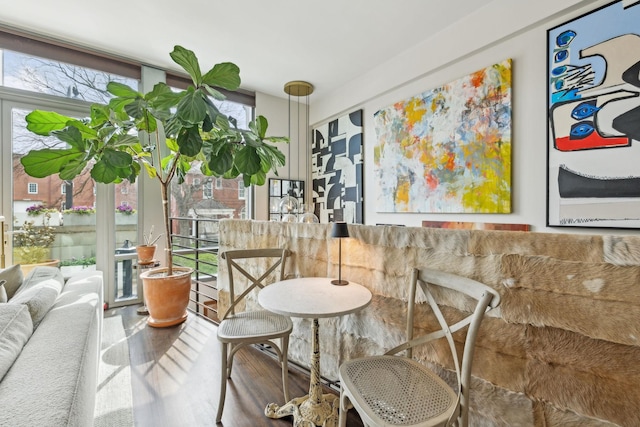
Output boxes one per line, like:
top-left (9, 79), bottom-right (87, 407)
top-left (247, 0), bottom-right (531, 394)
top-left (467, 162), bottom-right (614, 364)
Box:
top-left (220, 248), bottom-right (290, 320)
top-left (386, 267), bottom-right (501, 426)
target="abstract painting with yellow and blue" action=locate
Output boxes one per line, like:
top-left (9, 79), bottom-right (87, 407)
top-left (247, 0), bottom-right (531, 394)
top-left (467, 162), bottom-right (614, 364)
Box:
top-left (374, 59), bottom-right (512, 213)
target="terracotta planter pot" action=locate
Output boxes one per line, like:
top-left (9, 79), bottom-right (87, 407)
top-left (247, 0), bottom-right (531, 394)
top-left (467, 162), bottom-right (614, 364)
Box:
top-left (136, 245), bottom-right (156, 264)
top-left (19, 259), bottom-right (60, 276)
top-left (141, 266), bottom-right (192, 328)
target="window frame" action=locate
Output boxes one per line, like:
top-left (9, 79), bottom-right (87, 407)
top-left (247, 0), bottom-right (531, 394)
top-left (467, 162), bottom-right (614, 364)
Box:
top-left (203, 181), bottom-right (213, 199)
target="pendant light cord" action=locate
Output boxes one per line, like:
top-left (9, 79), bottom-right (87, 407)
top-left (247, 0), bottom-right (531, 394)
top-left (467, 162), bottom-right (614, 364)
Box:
top-left (287, 91), bottom-right (292, 192)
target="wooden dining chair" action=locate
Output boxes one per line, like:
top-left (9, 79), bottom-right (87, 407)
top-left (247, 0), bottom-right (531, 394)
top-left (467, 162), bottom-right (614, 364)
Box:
top-left (215, 248), bottom-right (293, 423)
top-left (338, 267), bottom-right (501, 427)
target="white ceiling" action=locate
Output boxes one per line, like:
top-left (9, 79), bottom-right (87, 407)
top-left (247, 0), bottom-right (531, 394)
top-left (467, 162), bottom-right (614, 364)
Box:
top-left (0, 0), bottom-right (494, 100)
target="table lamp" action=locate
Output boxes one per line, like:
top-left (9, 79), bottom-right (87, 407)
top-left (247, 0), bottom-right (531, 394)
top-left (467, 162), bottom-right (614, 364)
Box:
top-left (331, 222), bottom-right (349, 285)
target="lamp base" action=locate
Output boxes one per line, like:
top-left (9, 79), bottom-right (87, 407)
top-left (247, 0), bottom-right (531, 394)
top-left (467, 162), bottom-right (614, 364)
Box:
top-left (331, 279), bottom-right (349, 286)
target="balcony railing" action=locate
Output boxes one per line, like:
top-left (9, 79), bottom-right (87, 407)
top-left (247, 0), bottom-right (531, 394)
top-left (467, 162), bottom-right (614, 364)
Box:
top-left (170, 216), bottom-right (220, 323)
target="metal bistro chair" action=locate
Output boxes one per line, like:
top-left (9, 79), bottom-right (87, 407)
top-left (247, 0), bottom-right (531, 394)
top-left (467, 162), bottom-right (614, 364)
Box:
top-left (338, 267), bottom-right (501, 427)
top-left (215, 248), bottom-right (293, 423)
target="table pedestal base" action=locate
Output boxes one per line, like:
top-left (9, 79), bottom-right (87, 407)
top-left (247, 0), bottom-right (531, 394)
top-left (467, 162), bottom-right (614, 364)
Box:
top-left (265, 393), bottom-right (339, 427)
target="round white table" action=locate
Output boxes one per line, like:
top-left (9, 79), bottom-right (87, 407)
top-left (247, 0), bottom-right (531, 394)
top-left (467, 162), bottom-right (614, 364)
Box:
top-left (258, 277), bottom-right (372, 426)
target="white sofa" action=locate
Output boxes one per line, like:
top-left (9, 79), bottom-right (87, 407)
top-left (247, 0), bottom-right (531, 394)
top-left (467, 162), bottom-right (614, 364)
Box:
top-left (0, 265), bottom-right (103, 427)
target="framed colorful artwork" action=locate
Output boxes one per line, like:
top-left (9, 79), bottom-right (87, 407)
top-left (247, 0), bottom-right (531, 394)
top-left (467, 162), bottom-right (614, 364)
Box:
top-left (311, 110), bottom-right (364, 223)
top-left (547, 1), bottom-right (640, 228)
top-left (421, 220), bottom-right (529, 231)
top-left (373, 59), bottom-right (512, 213)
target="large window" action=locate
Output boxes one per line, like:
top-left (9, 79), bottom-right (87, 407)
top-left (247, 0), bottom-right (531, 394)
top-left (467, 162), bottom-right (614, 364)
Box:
top-left (1, 30), bottom-right (141, 309)
top-left (1, 30), bottom-right (256, 308)
top-left (167, 76), bottom-right (256, 234)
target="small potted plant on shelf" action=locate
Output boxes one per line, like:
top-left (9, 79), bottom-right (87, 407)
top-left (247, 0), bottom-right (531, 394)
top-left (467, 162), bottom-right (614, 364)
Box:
top-left (13, 212), bottom-right (59, 275)
top-left (136, 226), bottom-right (162, 265)
top-left (20, 45), bottom-right (287, 327)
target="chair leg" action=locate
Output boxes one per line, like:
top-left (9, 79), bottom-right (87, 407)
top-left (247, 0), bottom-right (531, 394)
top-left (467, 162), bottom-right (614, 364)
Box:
top-left (338, 392), bottom-right (350, 427)
top-left (280, 335), bottom-right (290, 402)
top-left (216, 342), bottom-right (229, 423)
top-left (227, 343), bottom-right (234, 378)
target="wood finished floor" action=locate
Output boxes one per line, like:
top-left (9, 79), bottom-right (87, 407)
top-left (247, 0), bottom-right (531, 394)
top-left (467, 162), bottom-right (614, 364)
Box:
top-left (109, 305), bottom-right (365, 427)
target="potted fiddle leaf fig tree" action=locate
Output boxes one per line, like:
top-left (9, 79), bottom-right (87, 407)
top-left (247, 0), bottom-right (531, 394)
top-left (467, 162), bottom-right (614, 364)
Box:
top-left (21, 45), bottom-right (287, 327)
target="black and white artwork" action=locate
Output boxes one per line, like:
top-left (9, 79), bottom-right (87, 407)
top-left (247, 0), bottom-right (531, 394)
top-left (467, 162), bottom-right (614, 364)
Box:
top-left (312, 109), bottom-right (363, 223)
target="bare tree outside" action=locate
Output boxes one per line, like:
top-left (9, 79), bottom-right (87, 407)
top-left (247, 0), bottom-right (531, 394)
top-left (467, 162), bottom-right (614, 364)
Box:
top-left (3, 50), bottom-right (136, 102)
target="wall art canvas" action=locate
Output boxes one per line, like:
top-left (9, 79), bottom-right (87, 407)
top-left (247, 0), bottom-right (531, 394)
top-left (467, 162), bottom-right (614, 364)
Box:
top-left (421, 220), bottom-right (529, 231)
top-left (312, 110), bottom-right (363, 223)
top-left (547, 1), bottom-right (640, 228)
top-left (373, 59), bottom-right (512, 213)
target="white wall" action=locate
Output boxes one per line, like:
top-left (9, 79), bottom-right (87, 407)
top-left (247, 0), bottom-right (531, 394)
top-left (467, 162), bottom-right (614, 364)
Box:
top-left (301, 0), bottom-right (640, 235)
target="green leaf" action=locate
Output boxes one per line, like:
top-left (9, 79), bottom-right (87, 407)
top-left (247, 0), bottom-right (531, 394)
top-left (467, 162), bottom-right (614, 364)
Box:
top-left (21, 149), bottom-right (85, 178)
top-left (170, 46), bottom-right (202, 86)
top-left (235, 146), bottom-right (261, 175)
top-left (255, 115), bottom-right (268, 138)
top-left (102, 148), bottom-right (133, 168)
top-left (108, 96), bottom-right (134, 113)
top-left (107, 82), bottom-right (140, 98)
top-left (113, 134), bottom-right (139, 148)
top-left (51, 126), bottom-right (86, 151)
top-left (166, 137), bottom-right (180, 153)
top-left (145, 82), bottom-right (173, 100)
top-left (202, 62), bottom-right (240, 90)
top-left (128, 161), bottom-right (141, 182)
top-left (202, 115), bottom-right (213, 132)
top-left (142, 161), bottom-right (158, 179)
top-left (150, 85), bottom-right (183, 111)
top-left (249, 169), bottom-right (267, 186)
top-left (177, 126), bottom-right (203, 157)
top-left (134, 109), bottom-right (158, 133)
top-left (124, 98), bottom-right (147, 120)
top-left (90, 104), bottom-right (110, 124)
top-left (176, 88), bottom-right (207, 124)
top-left (66, 119), bottom-right (98, 140)
top-left (215, 114), bottom-right (230, 131)
top-left (25, 110), bottom-right (73, 135)
top-left (243, 130), bottom-right (261, 147)
top-left (90, 159), bottom-right (122, 183)
top-left (264, 136), bottom-right (290, 144)
top-left (59, 159), bottom-right (89, 181)
top-left (207, 143), bottom-right (233, 175)
top-left (202, 85), bottom-right (226, 100)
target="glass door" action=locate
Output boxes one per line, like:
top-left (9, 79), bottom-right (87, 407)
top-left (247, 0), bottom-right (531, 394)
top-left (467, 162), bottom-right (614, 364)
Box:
top-left (1, 100), bottom-right (142, 308)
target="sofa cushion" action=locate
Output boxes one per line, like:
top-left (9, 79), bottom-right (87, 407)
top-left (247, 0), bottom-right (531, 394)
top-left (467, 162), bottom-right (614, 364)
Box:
top-left (10, 267), bottom-right (64, 327)
top-left (17, 266), bottom-right (64, 294)
top-left (0, 304), bottom-right (33, 381)
top-left (0, 281), bottom-right (7, 303)
top-left (0, 270), bottom-right (103, 427)
top-left (0, 264), bottom-right (23, 300)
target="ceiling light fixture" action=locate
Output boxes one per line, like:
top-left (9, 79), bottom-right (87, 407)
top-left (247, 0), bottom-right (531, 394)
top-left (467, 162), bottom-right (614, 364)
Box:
top-left (280, 80), bottom-right (317, 223)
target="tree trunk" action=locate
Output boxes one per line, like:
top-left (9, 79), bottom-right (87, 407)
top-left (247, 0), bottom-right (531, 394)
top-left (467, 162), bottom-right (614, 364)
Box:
top-left (161, 181), bottom-right (173, 276)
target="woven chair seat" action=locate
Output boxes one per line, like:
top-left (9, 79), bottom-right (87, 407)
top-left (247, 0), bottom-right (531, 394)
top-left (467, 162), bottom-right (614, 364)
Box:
top-left (340, 355), bottom-right (456, 425)
top-left (338, 267), bottom-right (501, 427)
top-left (218, 310), bottom-right (293, 342)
